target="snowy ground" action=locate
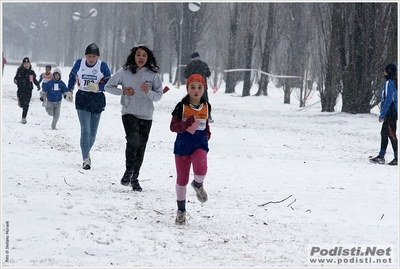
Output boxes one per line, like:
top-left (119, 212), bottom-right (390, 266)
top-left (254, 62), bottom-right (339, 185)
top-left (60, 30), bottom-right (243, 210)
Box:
top-left (1, 64), bottom-right (398, 268)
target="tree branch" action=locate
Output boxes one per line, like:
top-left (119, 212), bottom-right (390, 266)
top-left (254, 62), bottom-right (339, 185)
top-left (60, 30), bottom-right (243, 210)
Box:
top-left (258, 195), bottom-right (292, 207)
top-left (63, 177), bottom-right (73, 187)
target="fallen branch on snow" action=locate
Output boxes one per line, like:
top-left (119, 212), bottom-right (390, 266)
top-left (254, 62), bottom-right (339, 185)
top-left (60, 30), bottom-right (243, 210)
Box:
top-left (287, 199), bottom-right (296, 207)
top-left (258, 195), bottom-right (292, 207)
top-left (63, 177), bottom-right (73, 187)
top-left (85, 251), bottom-right (95, 256)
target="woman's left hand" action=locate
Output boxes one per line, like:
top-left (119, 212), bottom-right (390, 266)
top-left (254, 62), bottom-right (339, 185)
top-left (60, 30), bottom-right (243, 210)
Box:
top-left (141, 82), bottom-right (149, 94)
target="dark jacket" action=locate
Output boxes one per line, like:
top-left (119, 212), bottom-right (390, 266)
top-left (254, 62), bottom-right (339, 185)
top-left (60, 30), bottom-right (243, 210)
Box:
top-left (184, 59), bottom-right (211, 90)
top-left (14, 67), bottom-right (40, 96)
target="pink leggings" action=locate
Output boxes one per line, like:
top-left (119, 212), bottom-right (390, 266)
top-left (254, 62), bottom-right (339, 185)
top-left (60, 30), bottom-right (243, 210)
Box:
top-left (175, 149), bottom-right (207, 201)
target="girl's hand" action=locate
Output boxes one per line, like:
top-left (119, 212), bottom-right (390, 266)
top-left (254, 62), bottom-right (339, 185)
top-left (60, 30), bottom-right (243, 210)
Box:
top-left (123, 87), bottom-right (134, 96)
top-left (141, 82), bottom-right (149, 94)
top-left (186, 115), bottom-right (196, 126)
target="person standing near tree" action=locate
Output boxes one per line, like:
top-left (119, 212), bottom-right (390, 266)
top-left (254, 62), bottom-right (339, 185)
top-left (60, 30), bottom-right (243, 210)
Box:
top-left (184, 52), bottom-right (213, 122)
top-left (105, 44), bottom-right (163, 192)
top-left (2, 52), bottom-right (7, 76)
top-left (370, 62), bottom-right (398, 166)
top-left (67, 43), bottom-right (111, 170)
top-left (13, 57), bottom-right (40, 124)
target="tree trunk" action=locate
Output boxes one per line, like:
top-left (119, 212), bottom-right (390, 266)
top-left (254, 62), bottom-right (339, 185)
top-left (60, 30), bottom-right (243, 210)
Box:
top-left (342, 3), bottom-right (392, 114)
top-left (225, 3), bottom-right (240, 93)
top-left (242, 4), bottom-right (255, 97)
top-left (283, 37), bottom-right (292, 104)
top-left (321, 4), bottom-right (343, 112)
top-left (65, 3), bottom-right (79, 67)
top-left (152, 4), bottom-right (164, 75)
top-left (387, 4), bottom-right (398, 63)
top-left (256, 3), bottom-right (274, 96)
top-left (300, 52), bottom-right (310, 107)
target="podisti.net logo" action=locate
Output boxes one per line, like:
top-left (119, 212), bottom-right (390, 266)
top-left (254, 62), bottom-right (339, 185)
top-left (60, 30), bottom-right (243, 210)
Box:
top-left (308, 245), bottom-right (395, 266)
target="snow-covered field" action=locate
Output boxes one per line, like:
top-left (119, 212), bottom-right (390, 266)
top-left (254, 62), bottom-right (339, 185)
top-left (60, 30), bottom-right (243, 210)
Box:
top-left (1, 64), bottom-right (398, 267)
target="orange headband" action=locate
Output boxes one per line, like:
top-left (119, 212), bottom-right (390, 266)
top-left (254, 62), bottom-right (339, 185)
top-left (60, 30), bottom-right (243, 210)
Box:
top-left (186, 74), bottom-right (206, 89)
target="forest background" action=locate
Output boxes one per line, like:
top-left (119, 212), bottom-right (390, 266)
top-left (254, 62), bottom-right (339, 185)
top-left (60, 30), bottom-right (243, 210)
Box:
top-left (1, 1), bottom-right (398, 113)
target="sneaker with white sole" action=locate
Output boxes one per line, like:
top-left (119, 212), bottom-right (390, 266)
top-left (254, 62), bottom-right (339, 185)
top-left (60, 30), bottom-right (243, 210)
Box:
top-left (131, 179), bottom-right (142, 192)
top-left (82, 158), bottom-right (91, 170)
top-left (21, 118), bottom-right (27, 124)
top-left (369, 155), bottom-right (385, 164)
top-left (191, 180), bottom-right (208, 203)
top-left (175, 210), bottom-right (186, 225)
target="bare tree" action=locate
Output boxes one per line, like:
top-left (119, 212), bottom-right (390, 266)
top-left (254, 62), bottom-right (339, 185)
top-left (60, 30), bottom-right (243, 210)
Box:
top-left (256, 3), bottom-right (274, 96)
top-left (225, 3), bottom-right (240, 93)
top-left (151, 3), bottom-right (168, 77)
top-left (320, 3), bottom-right (344, 112)
top-left (280, 4), bottom-right (296, 104)
top-left (386, 4), bottom-right (398, 62)
top-left (3, 2), bottom-right (396, 115)
top-left (242, 3), bottom-right (257, 97)
top-left (272, 3), bottom-right (308, 104)
top-left (205, 3), bottom-right (230, 92)
top-left (283, 34), bottom-right (293, 104)
top-left (341, 3), bottom-right (394, 113)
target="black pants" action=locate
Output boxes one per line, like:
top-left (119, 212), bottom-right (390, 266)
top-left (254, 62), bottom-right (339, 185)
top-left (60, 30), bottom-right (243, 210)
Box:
top-left (380, 115), bottom-right (398, 156)
top-left (17, 90), bottom-right (32, 118)
top-left (122, 114), bottom-right (152, 179)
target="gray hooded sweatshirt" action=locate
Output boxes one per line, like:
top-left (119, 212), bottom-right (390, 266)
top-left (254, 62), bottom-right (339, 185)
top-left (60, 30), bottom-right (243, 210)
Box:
top-left (105, 67), bottom-right (163, 120)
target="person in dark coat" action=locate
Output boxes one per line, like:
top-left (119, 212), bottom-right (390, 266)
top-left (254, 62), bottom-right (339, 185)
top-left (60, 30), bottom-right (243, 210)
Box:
top-left (13, 57), bottom-right (40, 124)
top-left (184, 52), bottom-right (213, 122)
top-left (2, 52), bottom-right (7, 76)
top-left (370, 62), bottom-right (398, 165)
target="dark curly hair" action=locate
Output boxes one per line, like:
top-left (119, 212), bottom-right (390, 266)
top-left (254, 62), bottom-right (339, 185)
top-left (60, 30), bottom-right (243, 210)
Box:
top-left (123, 44), bottom-right (159, 74)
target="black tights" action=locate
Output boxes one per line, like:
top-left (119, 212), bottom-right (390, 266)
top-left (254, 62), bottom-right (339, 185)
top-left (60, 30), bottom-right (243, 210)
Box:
top-left (122, 114), bottom-right (152, 179)
top-left (380, 116), bottom-right (398, 156)
top-left (18, 92), bottom-right (32, 118)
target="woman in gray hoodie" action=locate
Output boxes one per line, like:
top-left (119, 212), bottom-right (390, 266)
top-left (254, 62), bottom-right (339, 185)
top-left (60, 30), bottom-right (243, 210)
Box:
top-left (105, 44), bottom-right (163, 191)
